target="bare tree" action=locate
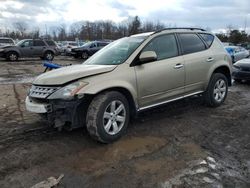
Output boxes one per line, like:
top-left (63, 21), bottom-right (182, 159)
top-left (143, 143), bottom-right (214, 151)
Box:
top-left (13, 21), bottom-right (28, 38)
top-left (57, 24), bottom-right (67, 41)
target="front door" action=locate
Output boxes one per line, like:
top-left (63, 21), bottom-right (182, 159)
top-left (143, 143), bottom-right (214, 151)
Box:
top-left (135, 34), bottom-right (185, 109)
top-left (19, 40), bottom-right (34, 57)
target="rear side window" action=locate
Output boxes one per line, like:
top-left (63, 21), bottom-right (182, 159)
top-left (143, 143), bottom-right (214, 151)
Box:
top-left (45, 40), bottom-right (56, 46)
top-left (34, 40), bottom-right (46, 46)
top-left (178, 33), bottom-right (206, 55)
top-left (143, 34), bottom-right (179, 61)
top-left (199, 33), bottom-right (214, 47)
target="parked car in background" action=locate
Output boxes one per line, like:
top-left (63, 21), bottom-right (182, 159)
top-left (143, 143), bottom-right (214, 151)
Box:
top-left (71, 41), bottom-right (109, 59)
top-left (26, 28), bottom-right (232, 143)
top-left (225, 46), bottom-right (249, 63)
top-left (0, 39), bottom-right (59, 61)
top-left (0, 37), bottom-right (15, 46)
top-left (61, 41), bottom-right (79, 55)
top-left (232, 58), bottom-right (250, 82)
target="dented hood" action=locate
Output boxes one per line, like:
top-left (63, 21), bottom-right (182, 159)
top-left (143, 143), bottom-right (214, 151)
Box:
top-left (33, 64), bottom-right (117, 85)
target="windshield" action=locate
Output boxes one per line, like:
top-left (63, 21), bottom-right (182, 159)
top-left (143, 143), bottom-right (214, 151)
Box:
top-left (81, 42), bottom-right (92, 47)
top-left (84, 36), bottom-right (146, 65)
top-left (16, 40), bottom-right (25, 46)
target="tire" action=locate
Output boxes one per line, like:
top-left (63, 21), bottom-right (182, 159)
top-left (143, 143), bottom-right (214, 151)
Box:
top-left (86, 91), bottom-right (130, 143)
top-left (44, 51), bottom-right (54, 61)
top-left (81, 51), bottom-right (89, 59)
top-left (6, 51), bottom-right (18, 61)
top-left (204, 73), bottom-right (228, 107)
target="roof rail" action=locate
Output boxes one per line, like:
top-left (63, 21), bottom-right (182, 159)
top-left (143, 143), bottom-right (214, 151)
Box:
top-left (154, 27), bottom-right (206, 34)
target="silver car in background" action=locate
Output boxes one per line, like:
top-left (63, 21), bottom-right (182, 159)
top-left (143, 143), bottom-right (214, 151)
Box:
top-left (0, 37), bottom-right (15, 47)
top-left (225, 46), bottom-right (250, 63)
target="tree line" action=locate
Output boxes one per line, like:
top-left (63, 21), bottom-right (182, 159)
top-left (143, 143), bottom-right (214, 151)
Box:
top-left (0, 16), bottom-right (250, 44)
top-left (0, 16), bottom-right (165, 41)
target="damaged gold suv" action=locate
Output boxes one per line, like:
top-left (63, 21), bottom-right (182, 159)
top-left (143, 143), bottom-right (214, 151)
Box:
top-left (26, 28), bottom-right (232, 143)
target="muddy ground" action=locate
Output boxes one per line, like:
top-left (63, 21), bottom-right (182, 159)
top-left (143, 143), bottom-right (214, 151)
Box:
top-left (0, 56), bottom-right (249, 188)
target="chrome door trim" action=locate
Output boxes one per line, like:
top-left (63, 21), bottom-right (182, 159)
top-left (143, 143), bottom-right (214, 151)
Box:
top-left (138, 91), bottom-right (204, 111)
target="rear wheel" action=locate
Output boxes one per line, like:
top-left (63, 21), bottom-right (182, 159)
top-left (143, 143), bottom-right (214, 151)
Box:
top-left (6, 52), bottom-right (18, 61)
top-left (81, 52), bottom-right (89, 59)
top-left (204, 73), bottom-right (228, 107)
top-left (44, 51), bottom-right (54, 61)
top-left (86, 91), bottom-right (130, 143)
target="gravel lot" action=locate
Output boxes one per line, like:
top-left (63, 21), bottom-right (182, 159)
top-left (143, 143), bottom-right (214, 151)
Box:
top-left (0, 56), bottom-right (249, 188)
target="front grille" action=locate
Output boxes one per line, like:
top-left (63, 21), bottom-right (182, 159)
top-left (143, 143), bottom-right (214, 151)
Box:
top-left (29, 85), bottom-right (60, 99)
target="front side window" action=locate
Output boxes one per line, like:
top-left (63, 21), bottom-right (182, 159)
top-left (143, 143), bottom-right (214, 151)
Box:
top-left (19, 40), bottom-right (33, 47)
top-left (142, 34), bottom-right (179, 61)
top-left (178, 33), bottom-right (206, 55)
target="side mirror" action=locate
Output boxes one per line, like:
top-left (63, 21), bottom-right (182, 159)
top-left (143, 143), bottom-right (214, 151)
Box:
top-left (20, 44), bottom-right (25, 48)
top-left (139, 51), bottom-right (157, 64)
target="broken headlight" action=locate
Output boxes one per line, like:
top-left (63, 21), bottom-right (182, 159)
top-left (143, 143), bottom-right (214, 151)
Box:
top-left (48, 81), bottom-right (88, 99)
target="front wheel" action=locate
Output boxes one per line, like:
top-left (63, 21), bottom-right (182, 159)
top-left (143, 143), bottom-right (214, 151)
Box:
top-left (6, 52), bottom-right (18, 61)
top-left (204, 73), bottom-right (228, 107)
top-left (86, 91), bottom-right (130, 143)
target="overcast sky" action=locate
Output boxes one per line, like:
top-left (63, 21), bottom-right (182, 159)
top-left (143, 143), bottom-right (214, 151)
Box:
top-left (0, 0), bottom-right (250, 33)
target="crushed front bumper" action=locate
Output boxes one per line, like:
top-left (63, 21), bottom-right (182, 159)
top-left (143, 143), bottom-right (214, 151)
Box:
top-left (25, 96), bottom-right (86, 129)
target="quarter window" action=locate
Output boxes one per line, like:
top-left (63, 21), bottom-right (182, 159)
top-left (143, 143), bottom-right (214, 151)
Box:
top-left (143, 34), bottom-right (178, 61)
top-left (199, 33), bottom-right (214, 47)
top-left (178, 33), bottom-right (206, 55)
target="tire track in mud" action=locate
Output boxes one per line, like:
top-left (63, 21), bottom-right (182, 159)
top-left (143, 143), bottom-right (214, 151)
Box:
top-left (0, 126), bottom-right (57, 149)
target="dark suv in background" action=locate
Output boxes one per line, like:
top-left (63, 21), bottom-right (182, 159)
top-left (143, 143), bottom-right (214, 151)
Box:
top-left (71, 41), bottom-right (110, 59)
top-left (0, 39), bottom-right (59, 61)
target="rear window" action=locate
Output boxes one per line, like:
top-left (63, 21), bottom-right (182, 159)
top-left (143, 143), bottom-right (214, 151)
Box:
top-left (45, 40), bottom-right (56, 46)
top-left (178, 33), bottom-right (206, 55)
top-left (199, 33), bottom-right (214, 47)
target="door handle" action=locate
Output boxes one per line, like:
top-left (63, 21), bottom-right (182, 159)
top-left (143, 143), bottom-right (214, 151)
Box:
top-left (206, 57), bottom-right (214, 62)
top-left (174, 64), bottom-right (184, 69)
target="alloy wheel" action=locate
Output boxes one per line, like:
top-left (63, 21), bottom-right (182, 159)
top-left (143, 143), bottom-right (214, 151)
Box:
top-left (213, 79), bottom-right (226, 102)
top-left (103, 100), bottom-right (126, 135)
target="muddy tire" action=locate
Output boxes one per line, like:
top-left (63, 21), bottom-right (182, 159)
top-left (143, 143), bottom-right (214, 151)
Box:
top-left (6, 51), bottom-right (18, 61)
top-left (81, 52), bottom-right (89, 59)
top-left (86, 91), bottom-right (130, 143)
top-left (204, 73), bottom-right (228, 107)
top-left (44, 51), bottom-right (54, 61)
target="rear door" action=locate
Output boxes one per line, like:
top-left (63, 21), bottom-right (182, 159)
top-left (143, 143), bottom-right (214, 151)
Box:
top-left (177, 33), bottom-right (214, 95)
top-left (135, 34), bottom-right (185, 108)
top-left (33, 40), bottom-right (46, 57)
